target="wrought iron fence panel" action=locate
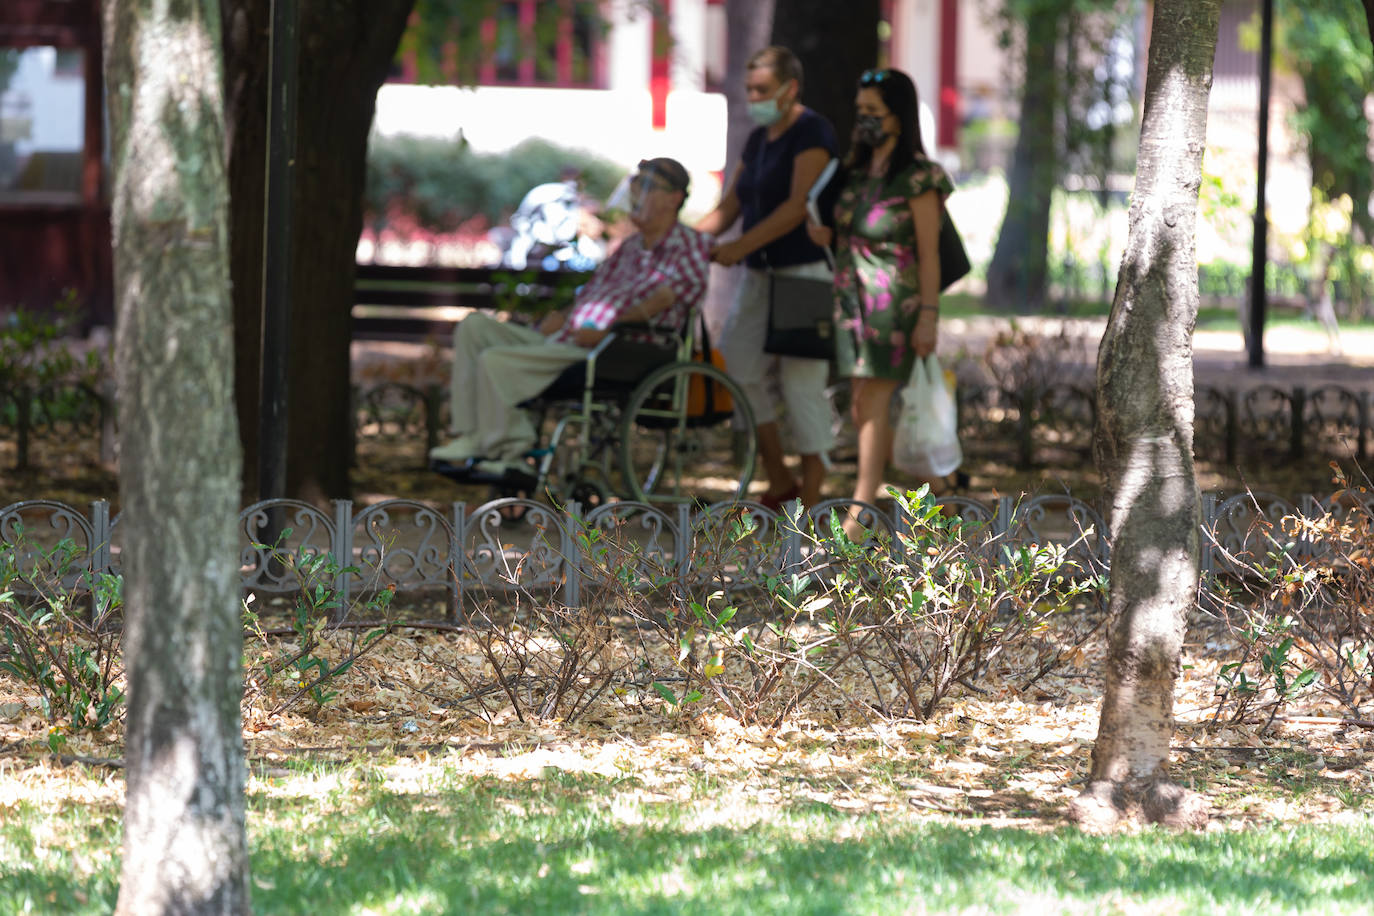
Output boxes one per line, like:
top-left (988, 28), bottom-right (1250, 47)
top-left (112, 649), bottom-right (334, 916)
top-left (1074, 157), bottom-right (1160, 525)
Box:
top-left (930, 496), bottom-right (997, 527)
top-left (1030, 383), bottom-right (1095, 459)
top-left (1194, 386), bottom-right (1236, 465)
top-left (462, 498), bottom-right (568, 599)
top-left (579, 502), bottom-right (679, 596)
top-left (353, 382), bottom-right (432, 444)
top-left (1303, 386), bottom-right (1366, 459)
top-left (800, 498), bottom-right (912, 592)
top-left (1238, 386), bottom-right (1296, 456)
top-left (688, 500), bottom-right (792, 597)
top-left (1299, 488), bottom-right (1374, 568)
top-left (237, 500), bottom-right (337, 594)
top-left (955, 384), bottom-right (1006, 452)
top-left (350, 499), bottom-right (457, 599)
top-left (1209, 492), bottom-right (1299, 579)
top-left (1004, 493), bottom-right (1109, 577)
top-left (906, 496), bottom-right (1003, 566)
top-left (5, 484), bottom-right (1374, 613)
top-left (0, 499), bottom-right (101, 591)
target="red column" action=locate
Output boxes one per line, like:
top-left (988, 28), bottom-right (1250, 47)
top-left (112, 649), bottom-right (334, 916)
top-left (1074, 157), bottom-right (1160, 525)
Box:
top-left (938, 0), bottom-right (959, 149)
top-left (650, 0), bottom-right (672, 130)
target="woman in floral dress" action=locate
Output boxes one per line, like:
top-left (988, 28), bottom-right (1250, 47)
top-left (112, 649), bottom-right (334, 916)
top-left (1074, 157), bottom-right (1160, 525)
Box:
top-left (811, 68), bottom-right (953, 537)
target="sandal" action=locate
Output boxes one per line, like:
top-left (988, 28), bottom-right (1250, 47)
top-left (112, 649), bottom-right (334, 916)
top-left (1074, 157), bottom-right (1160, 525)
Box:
top-left (759, 484), bottom-right (802, 512)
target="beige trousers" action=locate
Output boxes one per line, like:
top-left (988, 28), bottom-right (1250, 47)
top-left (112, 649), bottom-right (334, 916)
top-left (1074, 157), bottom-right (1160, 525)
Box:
top-left (719, 262), bottom-right (835, 456)
top-left (448, 312), bottom-right (588, 459)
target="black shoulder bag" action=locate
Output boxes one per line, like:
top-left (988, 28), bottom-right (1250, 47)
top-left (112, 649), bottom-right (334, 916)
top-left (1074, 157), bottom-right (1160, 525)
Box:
top-left (756, 142), bottom-right (836, 361)
top-left (938, 207), bottom-right (971, 291)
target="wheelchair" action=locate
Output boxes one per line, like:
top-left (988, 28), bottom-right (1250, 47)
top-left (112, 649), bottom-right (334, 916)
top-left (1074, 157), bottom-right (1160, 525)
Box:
top-left (435, 311), bottom-right (758, 509)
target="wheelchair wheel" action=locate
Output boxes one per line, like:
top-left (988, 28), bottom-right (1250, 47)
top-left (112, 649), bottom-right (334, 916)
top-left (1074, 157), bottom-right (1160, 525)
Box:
top-left (617, 361), bottom-right (756, 504)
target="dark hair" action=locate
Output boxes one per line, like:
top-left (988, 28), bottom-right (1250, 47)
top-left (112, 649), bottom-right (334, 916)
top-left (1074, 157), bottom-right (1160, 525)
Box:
top-left (846, 68), bottom-right (926, 186)
top-left (747, 45), bottom-right (804, 95)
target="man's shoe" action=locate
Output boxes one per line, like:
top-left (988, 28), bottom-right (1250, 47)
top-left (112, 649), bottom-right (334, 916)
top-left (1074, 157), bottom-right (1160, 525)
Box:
top-left (430, 456), bottom-right (481, 482)
top-left (429, 433), bottom-right (483, 463)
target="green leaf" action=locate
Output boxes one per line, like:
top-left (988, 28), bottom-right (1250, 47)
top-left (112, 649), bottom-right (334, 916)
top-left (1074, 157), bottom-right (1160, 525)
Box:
top-left (651, 682), bottom-right (678, 705)
top-left (1289, 668), bottom-right (1317, 692)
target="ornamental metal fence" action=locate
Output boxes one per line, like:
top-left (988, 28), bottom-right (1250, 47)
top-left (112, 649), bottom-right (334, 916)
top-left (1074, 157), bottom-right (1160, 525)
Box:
top-left (3, 379), bottom-right (1372, 472)
top-left (2, 489), bottom-right (1365, 618)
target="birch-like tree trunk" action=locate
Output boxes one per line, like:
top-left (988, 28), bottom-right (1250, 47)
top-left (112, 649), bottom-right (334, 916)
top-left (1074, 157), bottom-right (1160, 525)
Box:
top-left (1068, 0), bottom-right (1221, 832)
top-left (103, 0), bottom-right (248, 910)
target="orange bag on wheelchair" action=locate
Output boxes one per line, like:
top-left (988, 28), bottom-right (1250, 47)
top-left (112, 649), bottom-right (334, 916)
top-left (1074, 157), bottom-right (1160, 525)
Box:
top-left (688, 346), bottom-right (733, 422)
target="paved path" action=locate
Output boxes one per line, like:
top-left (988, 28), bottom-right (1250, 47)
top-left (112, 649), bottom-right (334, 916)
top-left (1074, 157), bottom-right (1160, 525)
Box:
top-left (354, 316), bottom-right (1374, 392)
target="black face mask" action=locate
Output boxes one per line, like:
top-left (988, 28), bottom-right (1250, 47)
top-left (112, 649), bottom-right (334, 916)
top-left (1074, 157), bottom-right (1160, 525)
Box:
top-left (856, 114), bottom-right (889, 147)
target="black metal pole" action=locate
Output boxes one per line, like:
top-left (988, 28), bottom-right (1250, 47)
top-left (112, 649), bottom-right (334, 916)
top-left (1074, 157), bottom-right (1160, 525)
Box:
top-left (259, 0), bottom-right (298, 501)
top-left (1248, 0), bottom-right (1273, 369)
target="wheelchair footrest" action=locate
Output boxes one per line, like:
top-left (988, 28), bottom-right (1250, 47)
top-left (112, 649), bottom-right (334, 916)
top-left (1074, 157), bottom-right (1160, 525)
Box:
top-left (430, 458), bottom-right (538, 490)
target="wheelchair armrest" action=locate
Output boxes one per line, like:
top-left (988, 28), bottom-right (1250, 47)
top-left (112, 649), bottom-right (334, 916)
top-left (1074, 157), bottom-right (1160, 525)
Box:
top-left (581, 323), bottom-right (681, 386)
top-left (582, 330), bottom-right (621, 387)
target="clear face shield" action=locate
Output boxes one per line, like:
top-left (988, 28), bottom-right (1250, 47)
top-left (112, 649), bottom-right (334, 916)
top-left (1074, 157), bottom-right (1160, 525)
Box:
top-left (604, 161), bottom-right (677, 223)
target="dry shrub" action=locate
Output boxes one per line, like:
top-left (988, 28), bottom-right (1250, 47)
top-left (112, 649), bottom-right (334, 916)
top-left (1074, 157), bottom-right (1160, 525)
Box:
top-left (1207, 469), bottom-right (1374, 724)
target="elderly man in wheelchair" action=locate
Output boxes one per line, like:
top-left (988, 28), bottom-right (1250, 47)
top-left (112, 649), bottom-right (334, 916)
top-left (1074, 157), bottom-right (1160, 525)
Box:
top-left (431, 157), bottom-right (756, 507)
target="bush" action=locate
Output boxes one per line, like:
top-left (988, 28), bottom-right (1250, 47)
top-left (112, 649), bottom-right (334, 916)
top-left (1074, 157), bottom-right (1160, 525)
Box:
top-left (364, 135), bottom-right (625, 232)
top-left (242, 535), bottom-right (398, 717)
top-left (1208, 470), bottom-right (1374, 724)
top-left (0, 534), bottom-right (124, 753)
top-left (0, 293), bottom-right (109, 470)
top-left (443, 487), bottom-right (1107, 729)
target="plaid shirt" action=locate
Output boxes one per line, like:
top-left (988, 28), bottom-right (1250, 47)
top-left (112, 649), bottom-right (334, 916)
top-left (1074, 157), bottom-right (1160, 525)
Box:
top-left (552, 222), bottom-right (709, 345)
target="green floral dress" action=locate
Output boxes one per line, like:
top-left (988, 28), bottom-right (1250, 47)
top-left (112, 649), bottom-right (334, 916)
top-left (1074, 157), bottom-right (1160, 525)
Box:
top-left (833, 156), bottom-right (954, 380)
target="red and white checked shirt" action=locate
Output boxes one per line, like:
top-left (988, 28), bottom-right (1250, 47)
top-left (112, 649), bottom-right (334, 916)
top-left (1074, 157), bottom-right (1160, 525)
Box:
top-left (551, 222), bottom-right (710, 345)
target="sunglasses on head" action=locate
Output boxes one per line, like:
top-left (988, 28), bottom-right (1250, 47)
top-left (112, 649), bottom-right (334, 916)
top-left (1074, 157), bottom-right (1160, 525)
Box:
top-left (859, 69), bottom-right (891, 86)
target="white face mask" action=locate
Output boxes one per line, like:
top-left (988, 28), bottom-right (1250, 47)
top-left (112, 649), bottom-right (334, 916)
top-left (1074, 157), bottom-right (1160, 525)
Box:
top-left (747, 83), bottom-right (790, 127)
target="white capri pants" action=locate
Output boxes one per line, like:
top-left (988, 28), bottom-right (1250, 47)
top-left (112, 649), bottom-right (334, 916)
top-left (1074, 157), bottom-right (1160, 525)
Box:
top-left (719, 261), bottom-right (834, 456)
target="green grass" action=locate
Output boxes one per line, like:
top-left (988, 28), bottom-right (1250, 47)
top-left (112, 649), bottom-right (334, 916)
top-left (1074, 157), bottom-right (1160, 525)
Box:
top-left (3, 763), bottom-right (1372, 915)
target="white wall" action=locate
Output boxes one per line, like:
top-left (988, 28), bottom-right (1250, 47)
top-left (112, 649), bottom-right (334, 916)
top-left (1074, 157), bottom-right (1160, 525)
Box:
top-left (672, 0), bottom-right (708, 91)
top-left (372, 84), bottom-right (727, 212)
top-left (885, 1), bottom-right (943, 155)
top-left (372, 2), bottom-right (730, 213)
top-left (605, 0), bottom-right (652, 93)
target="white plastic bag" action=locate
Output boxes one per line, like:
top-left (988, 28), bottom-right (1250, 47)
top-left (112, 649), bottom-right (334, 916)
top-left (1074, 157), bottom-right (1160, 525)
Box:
top-left (893, 355), bottom-right (962, 478)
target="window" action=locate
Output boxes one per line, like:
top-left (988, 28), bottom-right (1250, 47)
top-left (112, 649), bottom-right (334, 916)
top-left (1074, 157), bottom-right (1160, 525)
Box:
top-left (0, 46), bottom-right (86, 199)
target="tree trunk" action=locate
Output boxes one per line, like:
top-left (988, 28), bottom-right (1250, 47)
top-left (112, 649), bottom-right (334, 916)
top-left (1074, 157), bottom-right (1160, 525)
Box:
top-left (1364, 0), bottom-right (1374, 53)
top-left (770, 0), bottom-right (880, 146)
top-left (1069, 0), bottom-right (1221, 833)
top-left (223, 0), bottom-right (414, 506)
top-left (102, 0), bottom-right (249, 911)
top-left (984, 3), bottom-right (1060, 312)
top-left (222, 0), bottom-right (270, 504)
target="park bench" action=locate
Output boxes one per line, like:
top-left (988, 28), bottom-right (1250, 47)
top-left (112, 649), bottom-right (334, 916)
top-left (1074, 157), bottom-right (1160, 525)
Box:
top-left (352, 263), bottom-right (591, 341)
